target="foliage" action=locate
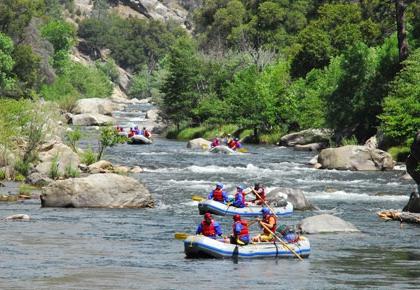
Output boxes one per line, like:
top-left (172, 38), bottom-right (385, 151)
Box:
top-left (49, 154), bottom-right (60, 180)
top-left (19, 183), bottom-right (37, 195)
top-left (64, 164), bottom-right (79, 178)
top-left (0, 169), bottom-right (5, 180)
top-left (388, 146), bottom-right (410, 162)
top-left (11, 44), bottom-right (42, 95)
top-left (96, 58), bottom-right (119, 83)
top-left (14, 159), bottom-right (30, 177)
top-left (79, 147), bottom-right (97, 165)
top-left (97, 126), bottom-right (126, 161)
top-left (379, 48), bottom-right (420, 145)
top-left (341, 135), bottom-right (359, 146)
top-left (65, 128), bottom-right (82, 153)
top-left (0, 32), bottom-right (16, 91)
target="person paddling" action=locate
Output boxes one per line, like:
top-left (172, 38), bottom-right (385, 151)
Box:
top-left (232, 184), bottom-right (246, 208)
top-left (253, 207), bottom-right (277, 242)
top-left (196, 212), bottom-right (223, 239)
top-left (210, 137), bottom-right (220, 148)
top-left (252, 183), bottom-right (266, 205)
top-left (142, 127), bottom-right (152, 139)
top-left (208, 182), bottom-right (229, 204)
top-left (230, 214), bottom-right (250, 245)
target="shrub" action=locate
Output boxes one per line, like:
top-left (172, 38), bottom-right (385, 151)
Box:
top-left (80, 147), bottom-right (97, 165)
top-left (19, 183), bottom-right (36, 195)
top-left (14, 174), bottom-right (25, 182)
top-left (65, 128), bottom-right (82, 153)
top-left (388, 146), bottom-right (410, 162)
top-left (49, 154), bottom-right (60, 180)
top-left (341, 135), bottom-right (359, 146)
top-left (0, 169), bottom-right (5, 180)
top-left (14, 160), bottom-right (30, 177)
top-left (64, 164), bottom-right (79, 178)
top-left (96, 58), bottom-right (120, 83)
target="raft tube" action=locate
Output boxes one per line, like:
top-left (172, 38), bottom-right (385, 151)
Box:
top-left (198, 199), bottom-right (293, 217)
top-left (209, 145), bottom-right (236, 154)
top-left (128, 135), bottom-right (153, 145)
top-left (184, 235), bottom-right (310, 259)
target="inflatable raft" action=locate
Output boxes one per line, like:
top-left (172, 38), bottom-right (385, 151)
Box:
top-left (198, 199), bottom-right (293, 217)
top-left (209, 145), bottom-right (236, 154)
top-left (184, 235), bottom-right (310, 259)
top-left (128, 135), bottom-right (153, 145)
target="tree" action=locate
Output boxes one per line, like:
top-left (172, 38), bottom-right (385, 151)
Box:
top-left (394, 0), bottom-right (415, 63)
top-left (0, 33), bottom-right (15, 91)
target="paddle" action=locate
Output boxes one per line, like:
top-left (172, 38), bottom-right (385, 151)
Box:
top-left (237, 148), bottom-right (248, 153)
top-left (174, 232), bottom-right (190, 240)
top-left (252, 188), bottom-right (278, 217)
top-left (192, 195), bottom-right (205, 202)
top-left (259, 221), bottom-right (304, 261)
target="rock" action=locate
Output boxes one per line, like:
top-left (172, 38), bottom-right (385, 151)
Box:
top-left (318, 145), bottom-right (394, 171)
top-left (41, 173), bottom-right (154, 208)
top-left (314, 163), bottom-right (322, 169)
top-left (406, 131), bottom-right (420, 190)
top-left (186, 138), bottom-right (211, 150)
top-left (364, 135), bottom-right (378, 150)
top-left (267, 188), bottom-right (315, 211)
top-left (72, 98), bottom-right (115, 116)
top-left (78, 163), bottom-right (89, 172)
top-left (308, 155), bottom-right (318, 165)
top-left (294, 143), bottom-right (326, 152)
top-left (145, 109), bottom-right (160, 122)
top-left (280, 129), bottom-right (333, 147)
top-left (34, 143), bottom-right (80, 178)
top-left (113, 165), bottom-right (130, 175)
top-left (26, 172), bottom-right (53, 187)
top-left (130, 166), bottom-right (144, 173)
top-left (68, 113), bottom-right (116, 126)
top-left (400, 172), bottom-right (413, 181)
top-left (117, 66), bottom-right (132, 93)
top-left (298, 214), bottom-right (360, 234)
top-left (402, 192), bottom-right (420, 213)
top-left (87, 160), bottom-right (113, 174)
top-left (4, 214), bottom-right (31, 221)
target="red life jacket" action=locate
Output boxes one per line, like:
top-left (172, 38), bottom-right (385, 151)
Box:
top-left (262, 214), bottom-right (277, 234)
top-left (212, 188), bottom-right (224, 202)
top-left (144, 130), bottom-right (151, 138)
top-left (201, 220), bottom-right (216, 236)
top-left (232, 220), bottom-right (249, 238)
top-left (255, 188), bottom-right (265, 201)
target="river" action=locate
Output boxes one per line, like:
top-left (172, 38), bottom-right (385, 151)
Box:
top-left (1, 104), bottom-right (419, 289)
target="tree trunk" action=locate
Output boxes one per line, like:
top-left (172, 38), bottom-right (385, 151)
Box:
top-left (395, 0), bottom-right (411, 63)
top-left (406, 131), bottom-right (420, 193)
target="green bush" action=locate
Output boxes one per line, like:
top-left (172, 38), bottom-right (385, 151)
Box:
top-left (177, 126), bottom-right (207, 140)
top-left (14, 174), bottom-right (25, 182)
top-left (64, 164), bottom-right (79, 178)
top-left (96, 58), bottom-right (120, 83)
top-left (14, 160), bottom-right (30, 177)
top-left (19, 183), bottom-right (36, 195)
top-left (49, 154), bottom-right (60, 180)
top-left (80, 147), bottom-right (97, 165)
top-left (388, 146), bottom-right (410, 162)
top-left (0, 169), bottom-right (5, 180)
top-left (65, 128), bottom-right (82, 153)
top-left (341, 135), bottom-right (359, 146)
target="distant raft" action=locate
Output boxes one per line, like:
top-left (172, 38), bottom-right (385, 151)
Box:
top-left (128, 134), bottom-right (153, 145)
top-left (209, 145), bottom-right (236, 154)
top-left (184, 235), bottom-right (310, 259)
top-left (198, 199), bottom-right (293, 217)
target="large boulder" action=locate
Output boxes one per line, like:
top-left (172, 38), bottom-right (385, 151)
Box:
top-left (298, 214), bottom-right (360, 234)
top-left (280, 129), bottom-right (333, 147)
top-left (72, 98), bottom-right (115, 116)
top-left (187, 138), bottom-right (211, 150)
top-left (294, 143), bottom-right (327, 152)
top-left (402, 192), bottom-right (420, 213)
top-left (40, 173), bottom-right (154, 208)
top-left (267, 188), bottom-right (315, 210)
top-left (318, 145), bottom-right (394, 171)
top-left (33, 143), bottom-right (80, 178)
top-left (68, 113), bottom-right (116, 126)
top-left (145, 109), bottom-right (160, 122)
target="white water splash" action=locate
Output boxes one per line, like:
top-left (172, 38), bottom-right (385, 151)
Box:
top-left (306, 190), bottom-right (409, 202)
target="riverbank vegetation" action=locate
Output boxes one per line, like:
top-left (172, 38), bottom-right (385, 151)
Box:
top-left (0, 0), bottom-right (419, 169)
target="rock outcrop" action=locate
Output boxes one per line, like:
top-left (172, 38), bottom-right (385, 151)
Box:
top-left (72, 98), bottom-right (115, 116)
top-left (280, 129), bottom-right (332, 147)
top-left (267, 188), bottom-right (315, 211)
top-left (318, 145), bottom-right (394, 171)
top-left (67, 113), bottom-right (116, 126)
top-left (41, 173), bottom-right (154, 208)
top-left (187, 138), bottom-right (211, 150)
top-left (298, 214), bottom-right (360, 234)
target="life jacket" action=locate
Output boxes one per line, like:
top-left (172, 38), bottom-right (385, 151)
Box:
top-left (232, 220), bottom-right (249, 238)
top-left (262, 214), bottom-right (277, 235)
top-left (201, 220), bottom-right (216, 236)
top-left (128, 131), bottom-right (134, 138)
top-left (227, 139), bottom-right (234, 148)
top-left (212, 188), bottom-right (224, 202)
top-left (255, 188), bottom-right (265, 201)
top-left (144, 130), bottom-right (151, 138)
top-left (235, 191), bottom-right (245, 207)
top-left (211, 139), bottom-right (219, 147)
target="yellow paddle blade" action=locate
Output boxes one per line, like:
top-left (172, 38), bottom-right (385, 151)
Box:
top-left (174, 232), bottom-right (190, 240)
top-left (192, 195), bottom-right (205, 202)
top-left (237, 148), bottom-right (248, 153)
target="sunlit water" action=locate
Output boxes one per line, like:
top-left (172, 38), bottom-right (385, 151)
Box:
top-left (1, 105), bottom-right (420, 289)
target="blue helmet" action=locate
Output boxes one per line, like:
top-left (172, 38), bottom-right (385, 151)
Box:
top-left (236, 184), bottom-right (244, 190)
top-left (261, 207), bottom-right (270, 215)
top-left (216, 182), bottom-right (223, 188)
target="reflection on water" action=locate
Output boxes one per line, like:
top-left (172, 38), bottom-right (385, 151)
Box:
top-left (1, 105), bottom-right (419, 289)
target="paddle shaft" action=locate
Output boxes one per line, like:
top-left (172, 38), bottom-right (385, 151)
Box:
top-left (259, 222), bottom-right (303, 261)
top-left (252, 188), bottom-right (279, 220)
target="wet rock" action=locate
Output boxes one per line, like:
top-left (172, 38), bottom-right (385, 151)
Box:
top-left (280, 129), bottom-right (332, 147)
top-left (113, 165), bottom-right (130, 175)
top-left (87, 160), bottom-right (113, 174)
top-left (400, 172), bottom-right (413, 181)
top-left (68, 113), bottom-right (116, 126)
top-left (26, 172), bottom-right (53, 187)
top-left (298, 214), bottom-right (360, 234)
top-left (294, 143), bottom-right (326, 152)
top-left (72, 98), bottom-right (115, 116)
top-left (130, 166), bottom-right (144, 173)
top-left (402, 192), bottom-right (420, 213)
top-left (41, 173), bottom-right (154, 208)
top-left (318, 145), bottom-right (394, 171)
top-left (267, 187), bottom-right (315, 211)
top-left (187, 138), bottom-right (211, 150)
top-left (4, 214), bottom-right (31, 221)
top-left (308, 155), bottom-right (319, 165)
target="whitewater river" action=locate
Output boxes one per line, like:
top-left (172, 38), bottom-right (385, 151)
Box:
top-left (1, 105), bottom-right (419, 289)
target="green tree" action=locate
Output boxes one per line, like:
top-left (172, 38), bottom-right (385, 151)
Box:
top-left (0, 32), bottom-right (15, 91)
top-left (97, 126), bottom-right (126, 161)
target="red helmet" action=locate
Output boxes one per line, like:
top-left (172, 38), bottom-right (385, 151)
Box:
top-left (204, 212), bottom-right (212, 219)
top-left (233, 214), bottom-right (241, 221)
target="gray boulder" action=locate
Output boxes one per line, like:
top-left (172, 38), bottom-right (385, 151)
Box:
top-left (294, 143), bottom-right (327, 152)
top-left (318, 145), bottom-right (394, 171)
top-left (187, 138), bottom-right (211, 150)
top-left (68, 113), bottom-right (116, 126)
top-left (298, 214), bottom-right (360, 234)
top-left (280, 129), bottom-right (332, 147)
top-left (72, 98), bottom-right (115, 116)
top-left (41, 173), bottom-right (154, 208)
top-left (267, 187), bottom-right (315, 210)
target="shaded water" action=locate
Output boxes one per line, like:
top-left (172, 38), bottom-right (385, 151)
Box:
top-left (1, 105), bottom-right (420, 289)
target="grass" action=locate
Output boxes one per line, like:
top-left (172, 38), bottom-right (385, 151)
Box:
top-left (341, 135), bottom-right (359, 146)
top-left (19, 183), bottom-right (37, 196)
top-left (0, 169), bottom-right (5, 180)
top-left (388, 146), bottom-right (410, 162)
top-left (80, 147), bottom-right (97, 165)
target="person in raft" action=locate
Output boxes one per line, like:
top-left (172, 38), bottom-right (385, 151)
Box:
top-left (252, 183), bottom-right (266, 205)
top-left (253, 207), bottom-right (277, 242)
top-left (210, 137), bottom-right (220, 148)
top-left (232, 184), bottom-right (246, 208)
top-left (196, 212), bottom-right (223, 239)
top-left (230, 214), bottom-right (250, 245)
top-left (140, 127), bottom-right (152, 139)
top-left (277, 224), bottom-right (300, 243)
top-left (208, 182), bottom-right (229, 204)
top-left (228, 138), bottom-right (242, 150)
